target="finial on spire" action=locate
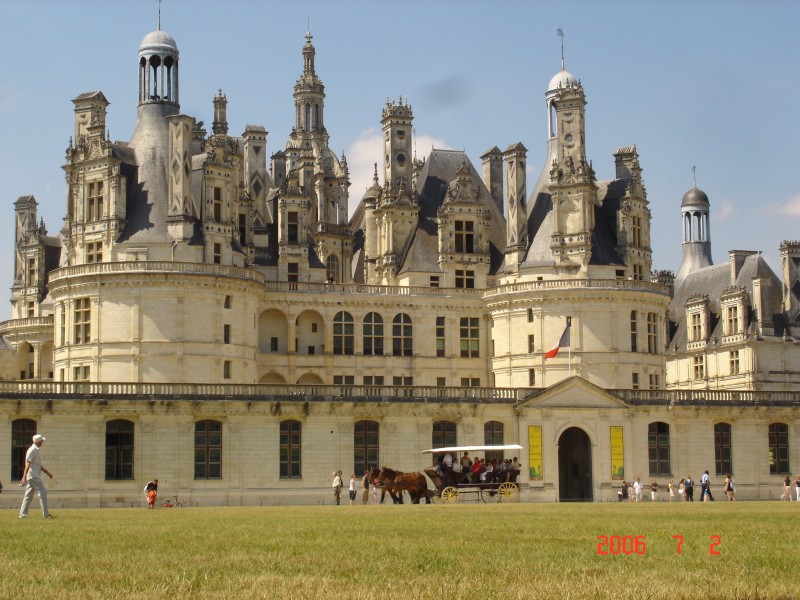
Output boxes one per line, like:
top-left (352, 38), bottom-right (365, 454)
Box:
top-left (557, 28), bottom-right (565, 70)
top-left (692, 165), bottom-right (697, 187)
top-left (157, 0), bottom-right (162, 31)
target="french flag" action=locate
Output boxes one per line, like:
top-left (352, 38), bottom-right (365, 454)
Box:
top-left (544, 317), bottom-right (571, 359)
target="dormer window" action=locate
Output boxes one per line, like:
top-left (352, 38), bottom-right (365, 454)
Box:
top-left (685, 294), bottom-right (710, 349)
top-left (720, 286), bottom-right (748, 342)
top-left (86, 181), bottom-right (104, 222)
top-left (454, 220), bottom-right (475, 253)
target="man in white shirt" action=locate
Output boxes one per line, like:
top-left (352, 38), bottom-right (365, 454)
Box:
top-left (19, 434), bottom-right (55, 519)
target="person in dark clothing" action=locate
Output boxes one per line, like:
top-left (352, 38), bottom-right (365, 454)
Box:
top-left (684, 475), bottom-right (694, 501)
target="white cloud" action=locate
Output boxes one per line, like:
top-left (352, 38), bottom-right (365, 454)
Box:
top-left (769, 194), bottom-right (800, 217)
top-left (346, 128), bottom-right (450, 217)
top-left (714, 199), bottom-right (735, 220)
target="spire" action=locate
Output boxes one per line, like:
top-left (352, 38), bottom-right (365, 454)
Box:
top-left (303, 30), bottom-right (315, 75)
top-left (157, 0), bottom-right (162, 30)
top-left (557, 28), bottom-right (565, 70)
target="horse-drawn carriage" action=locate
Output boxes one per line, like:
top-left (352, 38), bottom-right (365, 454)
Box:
top-left (371, 444), bottom-right (522, 504)
top-left (422, 444), bottom-right (522, 503)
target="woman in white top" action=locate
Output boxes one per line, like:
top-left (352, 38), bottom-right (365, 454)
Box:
top-left (348, 474), bottom-right (357, 505)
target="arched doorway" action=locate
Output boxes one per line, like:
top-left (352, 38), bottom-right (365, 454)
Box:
top-left (558, 427), bottom-right (593, 502)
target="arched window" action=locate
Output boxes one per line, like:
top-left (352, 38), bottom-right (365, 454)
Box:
top-left (769, 423), bottom-right (789, 474)
top-left (195, 420), bottom-right (222, 479)
top-left (11, 419), bottom-right (37, 480)
top-left (305, 103), bottom-right (311, 132)
top-left (333, 311), bottom-right (354, 355)
top-left (484, 421), bottom-right (504, 462)
top-left (325, 255), bottom-right (340, 283)
top-left (713, 422), bottom-right (733, 475)
top-left (392, 313), bottom-right (412, 357)
top-left (105, 419), bottom-right (134, 480)
top-left (648, 422), bottom-right (670, 476)
top-left (280, 420), bottom-right (302, 478)
top-left (363, 312), bottom-right (384, 356)
top-left (354, 421), bottom-right (379, 476)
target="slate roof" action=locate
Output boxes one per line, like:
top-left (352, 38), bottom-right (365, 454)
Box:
top-left (668, 253), bottom-right (785, 352)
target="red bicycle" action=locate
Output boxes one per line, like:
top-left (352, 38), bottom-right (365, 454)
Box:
top-left (161, 495), bottom-right (184, 508)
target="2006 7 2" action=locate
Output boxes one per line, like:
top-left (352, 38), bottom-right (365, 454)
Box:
top-left (597, 534), bottom-right (721, 555)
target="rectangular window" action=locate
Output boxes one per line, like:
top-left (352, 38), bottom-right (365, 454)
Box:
top-left (649, 373), bottom-right (659, 389)
top-left (287, 211), bottom-right (298, 243)
top-left (59, 304), bottom-right (66, 346)
top-left (632, 373), bottom-right (640, 390)
top-left (224, 295), bottom-right (232, 309)
top-left (528, 334), bottom-right (535, 353)
top-left (633, 263), bottom-right (644, 281)
top-left (429, 276), bottom-right (440, 288)
top-left (460, 377), bottom-right (480, 387)
top-left (769, 423), bottom-right (790, 474)
top-left (392, 376), bottom-right (413, 386)
top-left (455, 270), bottom-right (475, 289)
top-left (27, 258), bottom-right (36, 286)
top-left (714, 423), bottom-right (732, 475)
top-left (73, 365), bottom-right (90, 381)
top-left (87, 181), bottom-right (104, 222)
top-left (223, 360), bottom-right (231, 379)
top-left (279, 420), bottom-right (301, 478)
top-left (333, 375), bottom-right (355, 385)
top-left (436, 317), bottom-right (445, 357)
top-left (730, 350), bottom-right (740, 375)
top-left (27, 302), bottom-right (35, 318)
top-left (270, 337), bottom-right (278, 352)
top-left (86, 241), bottom-right (103, 264)
top-left (528, 369), bottom-right (536, 387)
top-left (287, 262), bottom-right (299, 283)
top-left (648, 422), bottom-right (671, 476)
top-left (74, 298), bottom-right (91, 344)
top-left (630, 311), bottom-right (638, 352)
top-left (459, 317), bottom-right (479, 358)
top-left (690, 313), bottom-right (702, 342)
top-left (195, 420), bottom-right (222, 479)
top-left (239, 213), bottom-right (247, 243)
top-left (693, 355), bottom-right (705, 380)
top-left (726, 306), bottom-right (739, 336)
top-left (213, 243), bottom-right (222, 265)
top-left (647, 312), bottom-right (657, 354)
top-left (223, 324), bottom-right (231, 344)
top-left (363, 375), bottom-right (384, 386)
top-left (454, 220), bottom-right (475, 253)
top-left (631, 215), bottom-right (641, 246)
top-left (527, 308), bottom-right (534, 322)
top-left (105, 420), bottom-right (134, 480)
top-left (436, 377), bottom-right (446, 387)
top-left (213, 186), bottom-right (223, 222)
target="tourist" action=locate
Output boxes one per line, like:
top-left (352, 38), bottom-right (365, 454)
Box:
top-left (684, 475), bottom-right (694, 501)
top-left (668, 479), bottom-right (675, 502)
top-left (144, 478), bottom-right (158, 508)
top-left (650, 479), bottom-right (659, 501)
top-left (19, 434), bottom-right (55, 519)
top-left (348, 474), bottom-right (357, 505)
top-left (781, 475), bottom-right (792, 500)
top-left (332, 471), bottom-right (343, 505)
top-left (701, 470), bottom-right (714, 501)
top-left (724, 474), bottom-right (735, 501)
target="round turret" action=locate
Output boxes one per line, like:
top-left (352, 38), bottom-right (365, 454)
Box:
top-left (681, 187), bottom-right (709, 208)
top-left (139, 30), bottom-right (178, 55)
top-left (548, 68), bottom-right (578, 91)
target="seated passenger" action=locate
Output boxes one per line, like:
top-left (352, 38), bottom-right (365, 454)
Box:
top-left (460, 452), bottom-right (473, 483)
top-left (471, 457), bottom-right (484, 482)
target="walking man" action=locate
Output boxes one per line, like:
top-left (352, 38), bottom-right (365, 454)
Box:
top-left (19, 434), bottom-right (55, 519)
top-left (332, 470), bottom-right (343, 505)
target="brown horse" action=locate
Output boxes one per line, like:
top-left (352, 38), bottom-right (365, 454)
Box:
top-left (366, 467), bottom-right (394, 504)
top-left (377, 467), bottom-right (433, 504)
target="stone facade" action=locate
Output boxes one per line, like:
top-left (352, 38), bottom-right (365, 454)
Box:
top-left (1, 25), bottom-right (798, 506)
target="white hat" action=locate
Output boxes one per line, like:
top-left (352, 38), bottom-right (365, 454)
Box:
top-left (33, 434), bottom-right (46, 443)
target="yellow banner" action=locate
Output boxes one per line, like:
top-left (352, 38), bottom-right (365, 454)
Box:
top-left (528, 425), bottom-right (543, 481)
top-left (610, 426), bottom-right (624, 480)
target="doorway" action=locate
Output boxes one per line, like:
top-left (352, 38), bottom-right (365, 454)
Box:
top-left (558, 427), bottom-right (593, 502)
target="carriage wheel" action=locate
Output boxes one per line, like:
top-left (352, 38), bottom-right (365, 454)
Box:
top-left (441, 486), bottom-right (459, 503)
top-left (480, 487), bottom-right (500, 503)
top-left (431, 491), bottom-right (443, 504)
top-left (497, 482), bottom-right (520, 503)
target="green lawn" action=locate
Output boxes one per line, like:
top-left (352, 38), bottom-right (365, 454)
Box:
top-left (2, 501), bottom-right (795, 599)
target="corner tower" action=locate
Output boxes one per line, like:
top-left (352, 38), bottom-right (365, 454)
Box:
top-left (675, 186), bottom-right (713, 284)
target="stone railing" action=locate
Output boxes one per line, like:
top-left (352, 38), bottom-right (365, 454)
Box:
top-left (47, 262), bottom-right (265, 284)
top-left (0, 381), bottom-right (518, 403)
top-left (263, 281), bottom-right (483, 297)
top-left (613, 389), bottom-right (800, 407)
top-left (0, 316), bottom-right (54, 335)
top-left (482, 279), bottom-right (671, 299)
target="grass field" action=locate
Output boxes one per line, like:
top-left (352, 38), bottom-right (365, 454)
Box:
top-left (2, 501), bottom-right (796, 599)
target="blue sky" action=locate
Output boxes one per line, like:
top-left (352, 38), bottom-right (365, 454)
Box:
top-left (1, 1), bottom-right (798, 319)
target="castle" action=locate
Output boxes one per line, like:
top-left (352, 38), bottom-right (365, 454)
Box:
top-left (1, 25), bottom-right (798, 506)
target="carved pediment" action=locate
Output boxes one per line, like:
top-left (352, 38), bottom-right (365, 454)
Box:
top-left (518, 376), bottom-right (629, 410)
